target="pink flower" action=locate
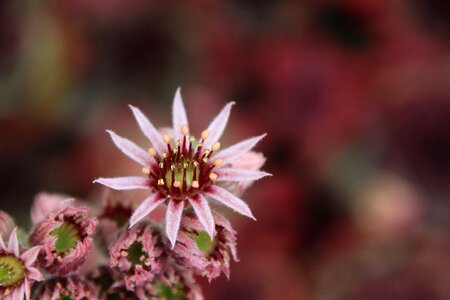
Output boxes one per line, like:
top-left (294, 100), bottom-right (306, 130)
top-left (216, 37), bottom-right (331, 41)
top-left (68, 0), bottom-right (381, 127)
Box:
top-left (0, 211), bottom-right (15, 241)
top-left (94, 88), bottom-right (270, 246)
top-left (168, 212), bottom-right (238, 281)
top-left (32, 275), bottom-right (98, 300)
top-left (29, 199), bottom-right (98, 275)
top-left (109, 223), bottom-right (164, 290)
top-left (0, 229), bottom-right (43, 300)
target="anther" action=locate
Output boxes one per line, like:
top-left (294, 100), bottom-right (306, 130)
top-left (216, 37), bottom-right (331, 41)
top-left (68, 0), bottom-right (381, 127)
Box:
top-left (170, 164), bottom-right (175, 171)
top-left (212, 142), bottom-right (221, 151)
top-left (173, 181), bottom-right (181, 188)
top-left (181, 125), bottom-right (189, 136)
top-left (204, 149), bottom-right (211, 155)
top-left (148, 148), bottom-right (156, 157)
top-left (213, 159), bottom-right (223, 167)
top-left (157, 179), bottom-right (165, 185)
top-left (193, 161), bottom-right (199, 167)
top-left (192, 181), bottom-right (199, 188)
top-left (162, 152), bottom-right (167, 158)
top-left (189, 136), bottom-right (196, 143)
top-left (201, 130), bottom-right (209, 140)
top-left (209, 173), bottom-right (218, 181)
top-left (142, 167), bottom-right (150, 175)
top-left (163, 135), bottom-right (172, 144)
top-left (159, 162), bottom-right (164, 168)
top-left (202, 157), bottom-right (208, 163)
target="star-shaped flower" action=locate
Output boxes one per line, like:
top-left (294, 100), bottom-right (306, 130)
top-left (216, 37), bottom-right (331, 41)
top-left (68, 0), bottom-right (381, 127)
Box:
top-left (94, 88), bottom-right (270, 247)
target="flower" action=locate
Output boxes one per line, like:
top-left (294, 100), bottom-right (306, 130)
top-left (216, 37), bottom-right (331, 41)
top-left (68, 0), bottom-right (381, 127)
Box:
top-left (168, 212), bottom-right (238, 281)
top-left (29, 199), bottom-right (98, 275)
top-left (94, 88), bottom-right (270, 246)
top-left (0, 229), bottom-right (42, 300)
top-left (32, 275), bottom-right (98, 300)
top-left (109, 223), bottom-right (164, 290)
top-left (0, 211), bottom-right (15, 241)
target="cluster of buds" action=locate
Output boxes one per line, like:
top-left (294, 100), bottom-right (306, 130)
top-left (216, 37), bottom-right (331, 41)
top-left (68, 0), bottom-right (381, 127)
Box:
top-left (0, 89), bottom-right (269, 299)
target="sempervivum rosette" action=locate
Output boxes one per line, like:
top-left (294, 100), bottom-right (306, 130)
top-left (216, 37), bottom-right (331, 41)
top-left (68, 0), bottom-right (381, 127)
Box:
top-left (29, 199), bottom-right (97, 275)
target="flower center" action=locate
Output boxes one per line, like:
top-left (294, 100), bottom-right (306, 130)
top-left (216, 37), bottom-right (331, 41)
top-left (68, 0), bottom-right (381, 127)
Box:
top-left (0, 255), bottom-right (25, 287)
top-left (58, 296), bottom-right (73, 300)
top-left (144, 127), bottom-right (222, 201)
top-left (127, 241), bottom-right (145, 266)
top-left (51, 221), bottom-right (81, 255)
top-left (194, 231), bottom-right (216, 256)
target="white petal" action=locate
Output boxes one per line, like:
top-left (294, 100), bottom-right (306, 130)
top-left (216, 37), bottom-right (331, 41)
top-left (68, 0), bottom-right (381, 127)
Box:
top-left (130, 194), bottom-right (165, 227)
top-left (203, 102), bottom-right (235, 149)
top-left (8, 228), bottom-right (19, 256)
top-left (129, 105), bottom-right (166, 155)
top-left (215, 168), bottom-right (271, 182)
top-left (172, 87), bottom-right (189, 141)
top-left (205, 186), bottom-right (255, 220)
top-left (165, 200), bottom-right (185, 248)
top-left (93, 177), bottom-right (150, 190)
top-left (216, 134), bottom-right (266, 164)
top-left (188, 195), bottom-right (215, 239)
top-left (107, 130), bottom-right (152, 167)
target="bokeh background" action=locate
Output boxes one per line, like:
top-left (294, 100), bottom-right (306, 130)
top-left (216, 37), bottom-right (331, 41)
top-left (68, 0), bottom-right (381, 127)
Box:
top-left (1, 1), bottom-right (449, 299)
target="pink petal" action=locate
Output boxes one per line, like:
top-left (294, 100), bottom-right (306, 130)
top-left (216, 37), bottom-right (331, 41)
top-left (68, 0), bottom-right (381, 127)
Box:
top-left (215, 168), bottom-right (271, 182)
top-left (205, 186), bottom-right (256, 220)
top-left (203, 102), bottom-right (235, 149)
top-left (8, 228), bottom-right (19, 256)
top-left (129, 194), bottom-right (165, 227)
top-left (12, 283), bottom-right (24, 300)
top-left (20, 246), bottom-right (41, 267)
top-left (129, 105), bottom-right (166, 155)
top-left (94, 177), bottom-right (150, 190)
top-left (165, 200), bottom-right (185, 248)
top-left (188, 195), bottom-right (215, 239)
top-left (0, 235), bottom-right (5, 251)
top-left (172, 87), bottom-right (189, 141)
top-left (107, 130), bottom-right (152, 167)
top-left (25, 279), bottom-right (30, 300)
top-left (27, 267), bottom-right (43, 281)
top-left (216, 134), bottom-right (266, 164)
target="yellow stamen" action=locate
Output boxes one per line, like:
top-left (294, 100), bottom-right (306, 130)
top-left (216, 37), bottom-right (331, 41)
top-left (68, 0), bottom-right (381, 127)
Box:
top-left (202, 157), bottom-right (208, 163)
top-left (163, 135), bottom-right (171, 144)
top-left (173, 181), bottom-right (181, 188)
top-left (192, 181), bottom-right (199, 188)
top-left (209, 173), bottom-right (217, 181)
top-left (201, 130), bottom-right (209, 140)
top-left (157, 179), bottom-right (165, 185)
top-left (181, 125), bottom-right (189, 136)
top-left (148, 148), bottom-right (156, 156)
top-left (214, 159), bottom-right (223, 167)
top-left (212, 142), bottom-right (221, 151)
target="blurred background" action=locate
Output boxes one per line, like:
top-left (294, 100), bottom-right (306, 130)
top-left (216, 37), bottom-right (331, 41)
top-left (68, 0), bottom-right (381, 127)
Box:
top-left (0, 1), bottom-right (449, 299)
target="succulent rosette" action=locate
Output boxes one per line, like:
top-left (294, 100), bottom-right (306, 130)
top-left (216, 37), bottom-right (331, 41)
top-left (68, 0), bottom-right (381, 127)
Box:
top-left (169, 212), bottom-right (238, 281)
top-left (29, 199), bottom-right (98, 275)
top-left (32, 275), bottom-right (98, 300)
top-left (109, 223), bottom-right (164, 290)
top-left (94, 88), bottom-right (270, 246)
top-left (0, 229), bottom-right (42, 300)
top-left (87, 265), bottom-right (138, 300)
